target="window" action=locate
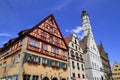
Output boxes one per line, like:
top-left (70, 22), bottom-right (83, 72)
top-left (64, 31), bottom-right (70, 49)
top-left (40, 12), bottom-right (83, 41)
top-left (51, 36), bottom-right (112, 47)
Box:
top-left (49, 19), bottom-right (53, 24)
top-left (55, 48), bottom-right (59, 54)
top-left (43, 43), bottom-right (47, 51)
top-left (114, 69), bottom-right (117, 71)
top-left (115, 65), bottom-right (118, 67)
top-left (23, 74), bottom-right (30, 80)
top-left (51, 47), bottom-right (55, 53)
top-left (56, 38), bottom-right (60, 44)
top-left (26, 54), bottom-right (40, 64)
top-left (32, 75), bottom-right (39, 80)
top-left (0, 63), bottom-right (2, 67)
top-left (51, 46), bottom-right (59, 54)
top-left (62, 51), bottom-right (65, 56)
top-left (78, 74), bottom-right (80, 78)
top-left (42, 58), bottom-right (47, 64)
top-left (81, 64), bottom-right (84, 71)
top-left (3, 61), bottom-right (7, 67)
top-left (71, 50), bottom-right (75, 57)
top-left (50, 27), bottom-right (53, 33)
top-left (75, 39), bottom-right (77, 44)
top-left (49, 36), bottom-right (53, 43)
top-left (119, 68), bottom-right (120, 71)
top-left (45, 25), bottom-right (48, 29)
top-left (72, 43), bottom-right (74, 47)
top-left (82, 74), bottom-right (85, 79)
top-left (77, 63), bottom-right (80, 70)
top-left (55, 61), bottom-right (59, 67)
top-left (72, 61), bottom-right (75, 69)
top-left (15, 54), bottom-right (20, 63)
top-left (41, 32), bottom-right (47, 38)
top-left (73, 73), bottom-right (75, 78)
top-left (76, 46), bottom-right (77, 50)
top-left (30, 39), bottom-right (39, 48)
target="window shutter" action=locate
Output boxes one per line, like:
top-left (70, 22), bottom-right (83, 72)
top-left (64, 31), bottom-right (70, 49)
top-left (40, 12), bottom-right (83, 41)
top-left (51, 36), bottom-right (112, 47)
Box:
top-left (60, 62), bottom-right (63, 68)
top-left (23, 53), bottom-right (27, 63)
top-left (66, 64), bottom-right (68, 70)
top-left (38, 57), bottom-right (40, 64)
top-left (59, 62), bottom-right (61, 68)
top-left (47, 59), bottom-right (49, 66)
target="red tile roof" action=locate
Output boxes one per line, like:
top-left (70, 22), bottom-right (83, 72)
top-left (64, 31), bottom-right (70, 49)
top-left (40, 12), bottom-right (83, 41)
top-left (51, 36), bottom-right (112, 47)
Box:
top-left (79, 36), bottom-right (88, 53)
top-left (64, 35), bottom-right (72, 45)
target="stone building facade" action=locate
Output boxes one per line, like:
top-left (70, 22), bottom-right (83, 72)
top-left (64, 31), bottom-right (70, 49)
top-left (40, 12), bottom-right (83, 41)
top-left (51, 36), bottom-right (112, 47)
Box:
top-left (80, 10), bottom-right (105, 80)
top-left (112, 62), bottom-right (120, 80)
top-left (97, 42), bottom-right (113, 80)
top-left (64, 33), bottom-right (87, 80)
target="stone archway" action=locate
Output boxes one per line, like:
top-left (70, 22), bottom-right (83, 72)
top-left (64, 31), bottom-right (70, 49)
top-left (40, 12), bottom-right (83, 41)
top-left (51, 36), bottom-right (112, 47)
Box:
top-left (61, 78), bottom-right (66, 80)
top-left (52, 77), bottom-right (58, 80)
top-left (43, 76), bottom-right (49, 80)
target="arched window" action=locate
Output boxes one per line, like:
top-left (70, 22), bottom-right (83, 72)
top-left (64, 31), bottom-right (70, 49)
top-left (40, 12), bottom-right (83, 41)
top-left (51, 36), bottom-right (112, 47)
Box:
top-left (75, 39), bottom-right (77, 44)
top-left (71, 50), bottom-right (75, 57)
top-left (43, 76), bottom-right (49, 80)
top-left (52, 77), bottom-right (58, 80)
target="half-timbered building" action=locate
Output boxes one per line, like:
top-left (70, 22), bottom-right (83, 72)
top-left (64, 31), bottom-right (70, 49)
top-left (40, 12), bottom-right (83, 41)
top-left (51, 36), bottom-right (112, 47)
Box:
top-left (0, 14), bottom-right (68, 80)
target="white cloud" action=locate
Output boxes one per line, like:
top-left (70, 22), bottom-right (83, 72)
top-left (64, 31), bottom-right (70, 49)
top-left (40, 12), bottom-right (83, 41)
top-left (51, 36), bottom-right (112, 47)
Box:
top-left (71, 26), bottom-right (83, 34)
top-left (53, 0), bottom-right (72, 11)
top-left (65, 29), bottom-right (69, 33)
top-left (65, 26), bottom-right (84, 39)
top-left (0, 33), bottom-right (12, 37)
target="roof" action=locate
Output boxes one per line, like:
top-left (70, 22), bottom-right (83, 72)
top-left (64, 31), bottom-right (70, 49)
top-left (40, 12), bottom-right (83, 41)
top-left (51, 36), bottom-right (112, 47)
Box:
top-left (64, 35), bottom-right (72, 45)
top-left (79, 36), bottom-right (88, 53)
top-left (0, 14), bottom-right (68, 51)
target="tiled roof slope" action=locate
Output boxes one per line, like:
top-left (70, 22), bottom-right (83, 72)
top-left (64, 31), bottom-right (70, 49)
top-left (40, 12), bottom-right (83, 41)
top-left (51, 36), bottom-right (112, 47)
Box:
top-left (79, 36), bottom-right (88, 53)
top-left (64, 35), bottom-right (72, 45)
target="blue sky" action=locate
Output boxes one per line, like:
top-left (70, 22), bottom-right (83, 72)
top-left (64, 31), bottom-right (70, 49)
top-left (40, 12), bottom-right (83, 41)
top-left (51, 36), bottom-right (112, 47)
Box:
top-left (0, 0), bottom-right (120, 67)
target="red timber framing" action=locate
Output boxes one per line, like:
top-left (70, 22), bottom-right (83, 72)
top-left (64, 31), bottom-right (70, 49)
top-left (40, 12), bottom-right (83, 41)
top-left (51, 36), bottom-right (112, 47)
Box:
top-left (0, 40), bottom-right (22, 60)
top-left (26, 14), bottom-right (68, 61)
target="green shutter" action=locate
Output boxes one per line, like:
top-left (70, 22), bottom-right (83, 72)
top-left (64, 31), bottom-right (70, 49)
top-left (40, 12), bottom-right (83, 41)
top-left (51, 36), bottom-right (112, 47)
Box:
top-left (66, 64), bottom-right (68, 69)
top-left (59, 62), bottom-right (61, 68)
top-left (23, 53), bottom-right (27, 63)
top-left (47, 59), bottom-right (49, 66)
top-left (47, 59), bottom-right (51, 66)
top-left (38, 57), bottom-right (40, 64)
top-left (60, 62), bottom-right (63, 68)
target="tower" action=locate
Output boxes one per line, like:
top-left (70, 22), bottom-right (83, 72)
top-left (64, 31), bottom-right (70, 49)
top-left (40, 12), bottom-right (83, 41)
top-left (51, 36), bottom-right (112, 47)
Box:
top-left (80, 10), bottom-right (105, 80)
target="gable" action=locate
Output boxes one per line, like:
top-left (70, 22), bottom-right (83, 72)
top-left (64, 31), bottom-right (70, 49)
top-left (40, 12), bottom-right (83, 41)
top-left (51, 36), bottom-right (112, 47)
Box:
top-left (29, 14), bottom-right (68, 50)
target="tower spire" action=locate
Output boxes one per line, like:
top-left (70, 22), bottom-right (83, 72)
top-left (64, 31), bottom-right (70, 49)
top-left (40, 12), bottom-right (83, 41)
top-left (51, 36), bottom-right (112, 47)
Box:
top-left (81, 10), bottom-right (92, 37)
